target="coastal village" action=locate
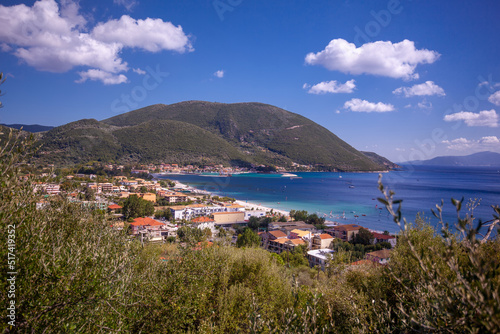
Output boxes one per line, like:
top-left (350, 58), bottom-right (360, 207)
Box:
top-left (30, 161), bottom-right (396, 270)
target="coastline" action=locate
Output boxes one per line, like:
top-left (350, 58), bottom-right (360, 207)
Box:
top-left (172, 180), bottom-right (290, 217)
top-left (167, 179), bottom-right (389, 233)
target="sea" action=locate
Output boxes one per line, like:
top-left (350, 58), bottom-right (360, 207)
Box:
top-left (157, 166), bottom-right (500, 234)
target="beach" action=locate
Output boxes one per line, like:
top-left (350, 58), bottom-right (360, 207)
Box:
top-left (172, 180), bottom-right (290, 217)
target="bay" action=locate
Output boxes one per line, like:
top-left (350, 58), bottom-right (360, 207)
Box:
top-left (158, 166), bottom-right (500, 234)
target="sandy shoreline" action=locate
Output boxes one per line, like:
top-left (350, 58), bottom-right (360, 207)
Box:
top-left (172, 180), bottom-right (290, 217)
top-left (167, 179), bottom-right (386, 231)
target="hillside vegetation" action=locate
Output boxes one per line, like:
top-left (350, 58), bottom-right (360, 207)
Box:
top-left (2, 135), bottom-right (499, 333)
top-left (36, 101), bottom-right (389, 170)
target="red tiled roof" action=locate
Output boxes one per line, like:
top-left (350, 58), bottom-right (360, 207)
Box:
top-left (191, 216), bottom-right (215, 223)
top-left (130, 217), bottom-right (164, 227)
top-left (108, 204), bottom-right (122, 209)
top-left (268, 230), bottom-right (287, 238)
top-left (319, 233), bottom-right (334, 239)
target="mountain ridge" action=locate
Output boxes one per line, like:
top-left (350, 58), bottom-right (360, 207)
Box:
top-left (35, 101), bottom-right (395, 171)
top-left (404, 151), bottom-right (500, 167)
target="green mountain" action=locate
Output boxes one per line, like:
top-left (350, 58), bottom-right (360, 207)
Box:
top-left (361, 151), bottom-right (400, 169)
top-left (35, 101), bottom-right (393, 170)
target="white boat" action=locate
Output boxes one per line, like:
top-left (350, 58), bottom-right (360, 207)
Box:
top-left (281, 173), bottom-right (298, 177)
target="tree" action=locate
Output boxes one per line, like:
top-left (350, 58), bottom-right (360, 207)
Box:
top-left (177, 226), bottom-right (204, 243)
top-left (236, 227), bottom-right (261, 248)
top-left (122, 195), bottom-right (154, 219)
top-left (290, 209), bottom-right (308, 222)
top-left (352, 227), bottom-right (373, 245)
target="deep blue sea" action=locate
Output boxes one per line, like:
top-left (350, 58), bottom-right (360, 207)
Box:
top-left (158, 166), bottom-right (500, 234)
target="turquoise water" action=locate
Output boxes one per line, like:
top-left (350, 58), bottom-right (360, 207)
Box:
top-left (158, 166), bottom-right (500, 233)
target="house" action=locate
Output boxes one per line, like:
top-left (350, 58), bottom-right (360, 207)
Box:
top-left (244, 210), bottom-right (267, 220)
top-left (138, 193), bottom-right (156, 203)
top-left (191, 216), bottom-right (216, 233)
top-left (262, 230), bottom-right (288, 252)
top-left (326, 224), bottom-right (362, 242)
top-left (268, 230), bottom-right (287, 240)
top-left (281, 238), bottom-right (306, 253)
top-left (307, 249), bottom-right (335, 270)
top-left (372, 232), bottom-right (397, 248)
top-left (311, 233), bottom-right (334, 250)
top-left (100, 183), bottom-right (114, 192)
top-left (268, 221), bottom-right (314, 234)
top-left (365, 249), bottom-right (392, 265)
top-left (162, 192), bottom-right (188, 204)
top-left (170, 204), bottom-right (229, 220)
top-left (289, 229), bottom-right (313, 240)
top-left (129, 217), bottom-right (165, 236)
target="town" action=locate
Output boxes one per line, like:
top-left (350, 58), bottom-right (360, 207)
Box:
top-left (29, 161), bottom-right (396, 270)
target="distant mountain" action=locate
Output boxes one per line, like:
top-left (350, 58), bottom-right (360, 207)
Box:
top-left (35, 101), bottom-right (395, 171)
top-left (1, 123), bottom-right (54, 133)
top-left (405, 151), bottom-right (500, 167)
top-left (361, 151), bottom-right (400, 169)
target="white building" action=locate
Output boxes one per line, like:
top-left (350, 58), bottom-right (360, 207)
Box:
top-left (307, 249), bottom-right (335, 270)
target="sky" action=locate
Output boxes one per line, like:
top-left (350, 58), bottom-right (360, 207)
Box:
top-left (0, 0), bottom-right (499, 162)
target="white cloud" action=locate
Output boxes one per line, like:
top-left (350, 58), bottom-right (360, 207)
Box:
top-left (442, 138), bottom-right (473, 150)
top-left (443, 110), bottom-right (498, 127)
top-left (0, 0), bottom-right (193, 84)
top-left (113, 0), bottom-right (137, 11)
top-left (393, 81), bottom-right (445, 97)
top-left (76, 69), bottom-right (128, 85)
top-left (488, 91), bottom-right (500, 106)
top-left (443, 136), bottom-right (500, 151)
top-left (343, 98), bottom-right (395, 113)
top-left (214, 70), bottom-right (224, 78)
top-left (480, 136), bottom-right (500, 144)
top-left (305, 79), bottom-right (356, 94)
top-left (305, 39), bottom-right (440, 80)
top-left (92, 15), bottom-right (193, 53)
top-left (132, 68), bottom-right (146, 75)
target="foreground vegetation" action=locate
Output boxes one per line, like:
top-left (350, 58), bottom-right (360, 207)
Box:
top-left (1, 131), bottom-right (499, 333)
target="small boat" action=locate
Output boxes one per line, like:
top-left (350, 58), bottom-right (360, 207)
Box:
top-left (349, 185), bottom-right (355, 189)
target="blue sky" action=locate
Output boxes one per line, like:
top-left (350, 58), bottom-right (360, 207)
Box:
top-left (1, 0), bottom-right (499, 162)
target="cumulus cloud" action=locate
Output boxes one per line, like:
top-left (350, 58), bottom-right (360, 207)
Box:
top-left (304, 79), bottom-right (356, 94)
top-left (0, 0), bottom-right (193, 84)
top-left (76, 69), bottom-right (128, 85)
top-left (92, 15), bottom-right (193, 53)
top-left (442, 136), bottom-right (500, 151)
top-left (214, 70), bottom-right (224, 78)
top-left (343, 98), bottom-right (395, 113)
top-left (393, 81), bottom-right (445, 97)
top-left (488, 91), bottom-right (500, 106)
top-left (443, 110), bottom-right (498, 127)
top-left (305, 39), bottom-right (440, 80)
